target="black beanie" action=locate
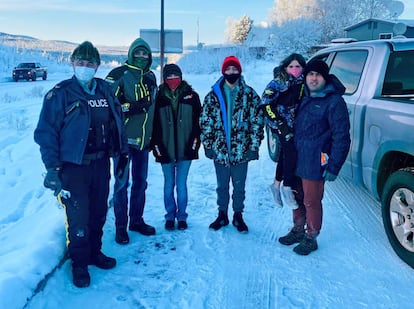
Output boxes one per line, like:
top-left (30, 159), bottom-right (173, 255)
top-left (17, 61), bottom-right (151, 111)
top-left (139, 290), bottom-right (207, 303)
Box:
top-left (70, 41), bottom-right (101, 65)
top-left (305, 59), bottom-right (329, 81)
top-left (163, 64), bottom-right (182, 80)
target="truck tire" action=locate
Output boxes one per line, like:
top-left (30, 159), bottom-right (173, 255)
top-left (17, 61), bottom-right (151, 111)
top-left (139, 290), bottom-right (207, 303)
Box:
top-left (42, 72), bottom-right (47, 80)
top-left (31, 73), bottom-right (36, 81)
top-left (381, 168), bottom-right (414, 268)
top-left (266, 125), bottom-right (280, 163)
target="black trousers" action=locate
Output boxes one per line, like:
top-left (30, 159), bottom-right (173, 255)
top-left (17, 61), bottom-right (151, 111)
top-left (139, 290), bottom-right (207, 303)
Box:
top-left (275, 137), bottom-right (298, 187)
top-left (60, 157), bottom-right (110, 267)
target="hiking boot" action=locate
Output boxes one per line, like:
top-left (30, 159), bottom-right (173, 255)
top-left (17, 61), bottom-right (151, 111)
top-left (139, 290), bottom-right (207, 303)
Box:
top-left (232, 212), bottom-right (248, 233)
top-left (72, 266), bottom-right (90, 288)
top-left (278, 229), bottom-right (305, 246)
top-left (129, 222), bottom-right (156, 236)
top-left (280, 181), bottom-right (299, 209)
top-left (115, 228), bottom-right (129, 244)
top-left (269, 183), bottom-right (282, 208)
top-left (177, 221), bottom-right (188, 230)
top-left (209, 210), bottom-right (229, 231)
top-left (89, 252), bottom-right (116, 269)
top-left (293, 235), bottom-right (318, 255)
top-left (165, 220), bottom-right (175, 231)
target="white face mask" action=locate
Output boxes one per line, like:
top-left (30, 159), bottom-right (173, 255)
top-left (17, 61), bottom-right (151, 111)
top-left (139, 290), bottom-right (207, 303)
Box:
top-left (74, 66), bottom-right (96, 83)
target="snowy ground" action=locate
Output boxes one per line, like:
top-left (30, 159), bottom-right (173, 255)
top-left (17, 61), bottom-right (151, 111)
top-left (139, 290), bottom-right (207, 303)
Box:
top-left (0, 64), bottom-right (413, 309)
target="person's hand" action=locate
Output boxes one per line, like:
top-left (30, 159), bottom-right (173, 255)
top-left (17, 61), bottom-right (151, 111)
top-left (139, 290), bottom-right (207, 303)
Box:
top-left (204, 148), bottom-right (216, 160)
top-left (115, 154), bottom-right (129, 178)
top-left (44, 167), bottom-right (62, 196)
top-left (323, 170), bottom-right (337, 182)
top-left (246, 150), bottom-right (259, 161)
top-left (153, 145), bottom-right (163, 158)
top-left (136, 97), bottom-right (152, 113)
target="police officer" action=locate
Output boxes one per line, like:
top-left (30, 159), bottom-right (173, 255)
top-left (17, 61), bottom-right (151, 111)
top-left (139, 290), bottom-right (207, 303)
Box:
top-left (34, 41), bottom-right (129, 288)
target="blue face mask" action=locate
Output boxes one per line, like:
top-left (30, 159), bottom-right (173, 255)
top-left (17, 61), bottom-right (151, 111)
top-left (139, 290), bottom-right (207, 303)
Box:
top-left (74, 66), bottom-right (96, 83)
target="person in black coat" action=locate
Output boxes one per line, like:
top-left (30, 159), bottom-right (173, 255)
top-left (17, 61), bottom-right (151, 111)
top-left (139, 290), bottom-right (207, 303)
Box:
top-left (34, 41), bottom-right (128, 287)
top-left (152, 64), bottom-right (201, 230)
top-left (278, 59), bottom-right (351, 256)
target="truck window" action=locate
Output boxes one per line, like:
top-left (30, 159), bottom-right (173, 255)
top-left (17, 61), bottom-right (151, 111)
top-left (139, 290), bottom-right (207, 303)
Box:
top-left (382, 51), bottom-right (414, 96)
top-left (329, 50), bottom-right (368, 95)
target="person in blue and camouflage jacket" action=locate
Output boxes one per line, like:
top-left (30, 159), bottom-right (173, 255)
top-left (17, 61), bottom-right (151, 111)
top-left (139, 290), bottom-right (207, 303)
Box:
top-left (200, 56), bottom-right (264, 233)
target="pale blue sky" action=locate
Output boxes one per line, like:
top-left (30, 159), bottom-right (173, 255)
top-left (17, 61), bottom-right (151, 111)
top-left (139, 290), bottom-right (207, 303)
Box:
top-left (0, 0), bottom-right (413, 47)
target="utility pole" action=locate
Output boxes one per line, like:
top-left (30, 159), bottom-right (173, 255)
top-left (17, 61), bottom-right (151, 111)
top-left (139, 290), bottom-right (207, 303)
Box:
top-left (160, 0), bottom-right (165, 83)
top-left (197, 18), bottom-right (199, 47)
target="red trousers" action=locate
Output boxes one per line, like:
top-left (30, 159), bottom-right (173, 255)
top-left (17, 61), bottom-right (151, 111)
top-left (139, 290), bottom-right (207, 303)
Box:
top-left (293, 178), bottom-right (325, 237)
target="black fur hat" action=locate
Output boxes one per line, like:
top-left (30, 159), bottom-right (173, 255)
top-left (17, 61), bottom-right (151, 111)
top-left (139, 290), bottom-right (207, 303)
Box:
top-left (71, 41), bottom-right (101, 65)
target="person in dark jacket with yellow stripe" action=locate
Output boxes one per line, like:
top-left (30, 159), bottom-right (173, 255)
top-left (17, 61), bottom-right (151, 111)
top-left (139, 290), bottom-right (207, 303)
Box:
top-left (105, 38), bottom-right (157, 244)
top-left (152, 64), bottom-right (201, 231)
top-left (34, 41), bottom-right (128, 288)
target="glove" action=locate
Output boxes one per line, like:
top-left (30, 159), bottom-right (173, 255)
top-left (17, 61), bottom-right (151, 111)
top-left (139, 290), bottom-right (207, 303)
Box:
top-left (204, 148), bottom-right (216, 160)
top-left (246, 150), bottom-right (259, 161)
top-left (115, 154), bottom-right (129, 178)
top-left (121, 98), bottom-right (151, 116)
top-left (44, 167), bottom-right (62, 196)
top-left (136, 97), bottom-right (152, 113)
top-left (323, 170), bottom-right (337, 182)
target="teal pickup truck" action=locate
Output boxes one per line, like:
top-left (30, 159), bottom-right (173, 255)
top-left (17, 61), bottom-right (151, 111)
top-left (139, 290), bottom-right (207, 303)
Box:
top-left (267, 38), bottom-right (414, 268)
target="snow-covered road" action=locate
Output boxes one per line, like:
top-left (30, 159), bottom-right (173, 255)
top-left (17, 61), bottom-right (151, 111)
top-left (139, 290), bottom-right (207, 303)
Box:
top-left (1, 69), bottom-right (413, 309)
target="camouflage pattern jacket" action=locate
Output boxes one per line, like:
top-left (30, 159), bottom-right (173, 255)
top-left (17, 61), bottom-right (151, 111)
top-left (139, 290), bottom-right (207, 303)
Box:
top-left (200, 75), bottom-right (264, 166)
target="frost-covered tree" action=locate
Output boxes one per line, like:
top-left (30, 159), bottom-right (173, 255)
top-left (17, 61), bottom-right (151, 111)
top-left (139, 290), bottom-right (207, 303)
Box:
top-left (270, 0), bottom-right (319, 26)
top-left (267, 18), bottom-right (322, 57)
top-left (269, 0), bottom-right (400, 42)
top-left (226, 15), bottom-right (253, 44)
top-left (225, 17), bottom-right (237, 44)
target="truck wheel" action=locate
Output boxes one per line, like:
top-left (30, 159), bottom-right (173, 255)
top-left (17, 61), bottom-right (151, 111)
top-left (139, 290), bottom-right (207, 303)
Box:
top-left (42, 72), bottom-right (47, 80)
top-left (31, 73), bottom-right (36, 81)
top-left (381, 168), bottom-right (414, 268)
top-left (266, 125), bottom-right (280, 163)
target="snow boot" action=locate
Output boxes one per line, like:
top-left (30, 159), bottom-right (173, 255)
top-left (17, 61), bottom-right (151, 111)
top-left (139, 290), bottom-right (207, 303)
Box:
top-left (89, 251), bottom-right (116, 269)
top-left (278, 229), bottom-right (305, 246)
top-left (165, 220), bottom-right (175, 231)
top-left (129, 222), bottom-right (156, 236)
top-left (293, 235), bottom-right (318, 255)
top-left (209, 210), bottom-right (229, 230)
top-left (177, 221), bottom-right (188, 230)
top-left (115, 228), bottom-right (129, 245)
top-left (232, 212), bottom-right (248, 233)
top-left (72, 266), bottom-right (90, 288)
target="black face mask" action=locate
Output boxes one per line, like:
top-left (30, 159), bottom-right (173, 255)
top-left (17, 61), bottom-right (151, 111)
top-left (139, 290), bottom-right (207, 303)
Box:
top-left (224, 73), bottom-right (240, 84)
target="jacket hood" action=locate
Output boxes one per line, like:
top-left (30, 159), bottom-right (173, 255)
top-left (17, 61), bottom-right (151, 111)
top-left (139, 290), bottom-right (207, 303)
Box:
top-left (127, 38), bottom-right (153, 71)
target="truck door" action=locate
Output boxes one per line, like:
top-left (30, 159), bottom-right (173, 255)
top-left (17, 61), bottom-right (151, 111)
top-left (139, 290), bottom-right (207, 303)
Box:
top-left (317, 50), bottom-right (369, 184)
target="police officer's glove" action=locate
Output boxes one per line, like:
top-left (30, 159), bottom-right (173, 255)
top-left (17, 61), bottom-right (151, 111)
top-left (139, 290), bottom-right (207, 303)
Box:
top-left (116, 154), bottom-right (129, 178)
top-left (323, 170), bottom-right (337, 182)
top-left (44, 167), bottom-right (62, 196)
